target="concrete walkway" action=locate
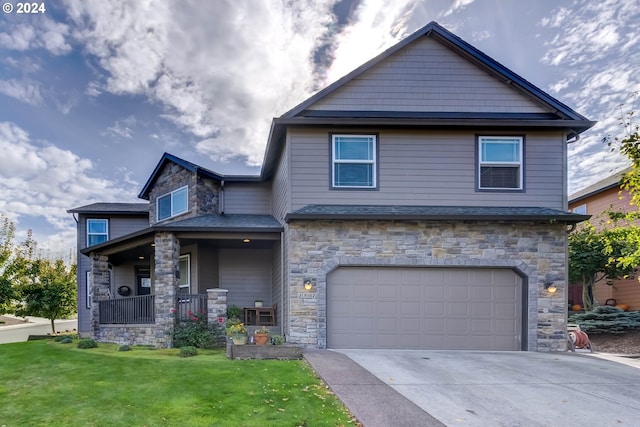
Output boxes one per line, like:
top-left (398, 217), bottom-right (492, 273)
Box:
top-left (0, 315), bottom-right (77, 344)
top-left (306, 349), bottom-right (640, 427)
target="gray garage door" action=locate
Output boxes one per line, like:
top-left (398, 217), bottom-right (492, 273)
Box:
top-left (327, 267), bottom-right (522, 350)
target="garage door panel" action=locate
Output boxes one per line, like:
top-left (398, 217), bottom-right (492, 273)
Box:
top-left (327, 267), bottom-right (521, 350)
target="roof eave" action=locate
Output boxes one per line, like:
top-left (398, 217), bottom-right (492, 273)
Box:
top-left (285, 213), bottom-right (590, 224)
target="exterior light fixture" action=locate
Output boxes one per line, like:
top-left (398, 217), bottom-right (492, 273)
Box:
top-left (243, 238), bottom-right (251, 243)
top-left (303, 279), bottom-right (315, 291)
top-left (544, 282), bottom-right (558, 294)
top-left (138, 256), bottom-right (144, 260)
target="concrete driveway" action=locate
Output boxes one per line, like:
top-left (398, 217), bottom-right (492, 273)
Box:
top-left (335, 349), bottom-right (640, 427)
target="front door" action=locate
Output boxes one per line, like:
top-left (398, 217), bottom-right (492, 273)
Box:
top-left (137, 268), bottom-right (151, 295)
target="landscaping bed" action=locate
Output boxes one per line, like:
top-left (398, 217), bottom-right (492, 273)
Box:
top-left (226, 340), bottom-right (303, 360)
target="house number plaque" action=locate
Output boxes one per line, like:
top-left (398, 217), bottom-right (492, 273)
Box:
top-left (297, 293), bottom-right (317, 299)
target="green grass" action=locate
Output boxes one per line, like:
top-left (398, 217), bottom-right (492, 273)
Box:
top-left (0, 340), bottom-right (355, 426)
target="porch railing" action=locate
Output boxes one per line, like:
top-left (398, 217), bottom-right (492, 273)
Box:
top-left (99, 295), bottom-right (155, 324)
top-left (176, 294), bottom-right (208, 322)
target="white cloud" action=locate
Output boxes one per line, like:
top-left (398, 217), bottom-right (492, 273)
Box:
top-left (103, 115), bottom-right (137, 139)
top-left (539, 0), bottom-right (640, 192)
top-left (323, 0), bottom-right (418, 84)
top-left (0, 18), bottom-right (71, 54)
top-left (443, 0), bottom-right (475, 17)
top-left (0, 78), bottom-right (44, 105)
top-left (0, 121), bottom-right (140, 253)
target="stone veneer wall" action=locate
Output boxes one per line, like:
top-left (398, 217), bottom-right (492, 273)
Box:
top-left (153, 232), bottom-right (180, 347)
top-left (285, 220), bottom-right (569, 352)
top-left (148, 163), bottom-right (220, 225)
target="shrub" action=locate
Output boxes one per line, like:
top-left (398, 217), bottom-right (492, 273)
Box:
top-left (226, 305), bottom-right (242, 320)
top-left (173, 311), bottom-right (223, 349)
top-left (270, 334), bottom-right (285, 345)
top-left (77, 339), bottom-right (98, 349)
top-left (118, 345), bottom-right (131, 352)
top-left (569, 306), bottom-right (640, 334)
top-left (179, 346), bottom-right (198, 357)
top-left (54, 334), bottom-right (74, 342)
top-left (59, 336), bottom-right (73, 344)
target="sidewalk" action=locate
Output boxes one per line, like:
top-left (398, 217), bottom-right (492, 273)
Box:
top-left (0, 315), bottom-right (77, 344)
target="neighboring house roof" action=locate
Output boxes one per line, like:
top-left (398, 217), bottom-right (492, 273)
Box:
top-left (261, 21), bottom-right (596, 180)
top-left (569, 168), bottom-right (629, 204)
top-left (285, 205), bottom-right (590, 224)
top-left (138, 152), bottom-right (260, 200)
top-left (80, 214), bottom-right (283, 255)
top-left (67, 202), bottom-right (149, 214)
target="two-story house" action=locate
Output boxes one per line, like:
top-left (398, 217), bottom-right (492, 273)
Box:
top-left (569, 169), bottom-right (640, 310)
top-left (70, 21), bottom-right (593, 352)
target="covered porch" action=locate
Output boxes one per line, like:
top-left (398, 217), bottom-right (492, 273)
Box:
top-left (84, 215), bottom-right (284, 347)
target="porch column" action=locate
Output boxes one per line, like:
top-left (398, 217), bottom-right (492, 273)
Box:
top-left (90, 253), bottom-right (110, 338)
top-left (207, 288), bottom-right (228, 328)
top-left (154, 232), bottom-right (180, 347)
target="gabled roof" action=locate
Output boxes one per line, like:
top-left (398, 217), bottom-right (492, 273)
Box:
top-left (138, 153), bottom-right (260, 200)
top-left (261, 21), bottom-right (595, 179)
top-left (138, 153), bottom-right (224, 200)
top-left (67, 202), bottom-right (149, 214)
top-left (569, 168), bottom-right (629, 204)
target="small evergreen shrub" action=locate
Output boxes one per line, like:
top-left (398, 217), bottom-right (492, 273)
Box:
top-left (59, 336), bottom-right (73, 344)
top-left (270, 334), bottom-right (285, 345)
top-left (226, 305), bottom-right (242, 321)
top-left (569, 306), bottom-right (640, 334)
top-left (179, 346), bottom-right (198, 357)
top-left (173, 311), bottom-right (223, 348)
top-left (54, 334), bottom-right (74, 342)
top-left (77, 339), bottom-right (98, 349)
top-left (118, 344), bottom-right (131, 352)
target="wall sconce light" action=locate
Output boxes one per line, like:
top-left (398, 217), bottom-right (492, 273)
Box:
top-left (544, 282), bottom-right (558, 294)
top-left (243, 238), bottom-right (251, 243)
top-left (303, 279), bottom-right (315, 291)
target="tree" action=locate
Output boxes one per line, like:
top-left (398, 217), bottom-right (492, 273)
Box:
top-left (568, 224), bottom-right (636, 311)
top-left (17, 259), bottom-right (77, 334)
top-left (0, 214), bottom-right (22, 313)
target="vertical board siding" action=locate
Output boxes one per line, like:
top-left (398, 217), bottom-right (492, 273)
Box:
top-left (308, 37), bottom-right (549, 114)
top-left (224, 182), bottom-right (271, 214)
top-left (288, 128), bottom-right (565, 210)
top-left (219, 248), bottom-right (273, 309)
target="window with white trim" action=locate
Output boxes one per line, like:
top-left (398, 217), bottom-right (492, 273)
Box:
top-left (332, 134), bottom-right (377, 188)
top-left (572, 204), bottom-right (587, 215)
top-left (478, 136), bottom-right (523, 190)
top-left (87, 219), bottom-right (108, 246)
top-left (157, 186), bottom-right (188, 221)
top-left (178, 254), bottom-right (191, 294)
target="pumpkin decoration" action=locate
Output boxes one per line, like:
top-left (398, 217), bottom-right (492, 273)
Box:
top-left (616, 303), bottom-right (630, 311)
top-left (571, 304), bottom-right (582, 311)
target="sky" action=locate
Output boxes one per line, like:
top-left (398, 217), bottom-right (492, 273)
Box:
top-left (0, 0), bottom-right (638, 259)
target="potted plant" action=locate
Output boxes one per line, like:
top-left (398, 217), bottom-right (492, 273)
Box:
top-left (226, 322), bottom-right (247, 345)
top-left (254, 326), bottom-right (270, 346)
top-left (254, 299), bottom-right (263, 308)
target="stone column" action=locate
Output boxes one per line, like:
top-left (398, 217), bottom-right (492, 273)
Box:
top-left (90, 253), bottom-right (110, 338)
top-left (207, 288), bottom-right (228, 328)
top-left (154, 232), bottom-right (180, 347)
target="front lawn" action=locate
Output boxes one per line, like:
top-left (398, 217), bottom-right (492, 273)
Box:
top-left (0, 339), bottom-right (355, 426)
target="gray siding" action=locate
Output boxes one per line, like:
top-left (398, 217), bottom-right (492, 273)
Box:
top-left (76, 213), bottom-right (149, 333)
top-left (288, 128), bottom-right (565, 210)
top-left (223, 182), bottom-right (271, 214)
top-left (219, 249), bottom-right (272, 309)
top-left (271, 138), bottom-right (291, 222)
top-left (197, 244), bottom-right (219, 291)
top-left (271, 239), bottom-right (283, 329)
top-left (309, 37), bottom-right (549, 114)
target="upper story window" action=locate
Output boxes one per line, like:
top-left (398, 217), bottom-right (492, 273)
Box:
top-left (478, 136), bottom-right (523, 190)
top-left (87, 219), bottom-right (108, 246)
top-left (157, 186), bottom-right (188, 221)
top-left (332, 134), bottom-right (377, 189)
top-left (572, 204), bottom-right (587, 215)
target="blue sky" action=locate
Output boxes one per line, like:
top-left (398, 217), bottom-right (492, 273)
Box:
top-left (0, 0), bottom-right (638, 258)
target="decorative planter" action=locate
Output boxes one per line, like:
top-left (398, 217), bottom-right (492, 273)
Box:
top-left (254, 301), bottom-right (263, 308)
top-left (254, 333), bottom-right (269, 346)
top-left (231, 334), bottom-right (247, 345)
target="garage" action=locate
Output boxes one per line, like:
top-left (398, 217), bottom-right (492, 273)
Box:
top-left (326, 267), bottom-right (522, 350)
